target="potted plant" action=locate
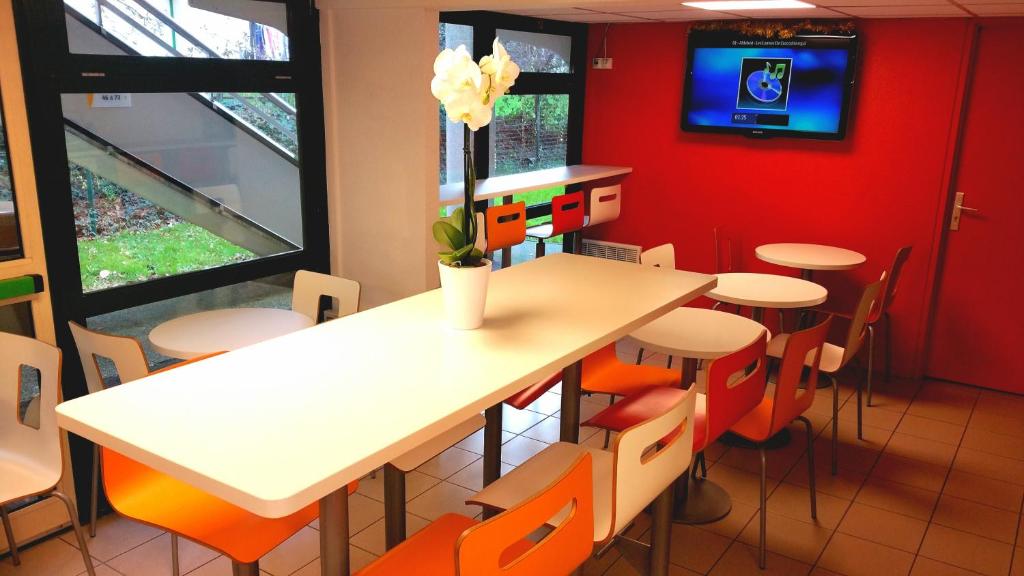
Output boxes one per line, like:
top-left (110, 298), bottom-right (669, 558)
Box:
top-left (431, 39), bottom-right (520, 329)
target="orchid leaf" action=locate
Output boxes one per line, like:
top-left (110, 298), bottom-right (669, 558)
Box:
top-left (432, 221), bottom-right (465, 251)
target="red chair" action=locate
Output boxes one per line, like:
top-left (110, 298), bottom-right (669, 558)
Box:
top-left (525, 191), bottom-right (584, 258)
top-left (584, 330), bottom-right (769, 523)
top-left (730, 317), bottom-right (832, 569)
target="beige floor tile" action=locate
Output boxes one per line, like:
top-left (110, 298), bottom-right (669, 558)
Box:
top-left (705, 463), bottom-right (780, 507)
top-left (961, 426), bottom-right (1024, 462)
top-left (837, 502), bottom-right (928, 553)
top-left (974, 391), bottom-right (1024, 422)
top-left (349, 513), bottom-right (431, 557)
top-left (919, 524), bottom-right (1014, 576)
top-left (499, 435), bottom-right (550, 466)
top-left (840, 401), bottom-right (904, 430)
top-left (415, 446), bottom-right (480, 480)
top-left (61, 515), bottom-right (162, 562)
top-left (708, 541), bottom-right (812, 576)
top-left (599, 556), bottom-right (702, 576)
top-left (871, 453), bottom-right (949, 493)
top-left (813, 433), bottom-right (881, 475)
top-left (1012, 548), bottom-right (1024, 576)
top-left (520, 416), bottom-right (562, 444)
top-left (931, 494), bottom-right (1019, 544)
top-left (766, 482), bottom-right (850, 530)
top-left (288, 546), bottom-right (378, 575)
top-left (717, 427), bottom-right (809, 480)
top-left (78, 564), bottom-right (121, 576)
top-left (106, 533), bottom-right (217, 576)
top-left (666, 523), bottom-right (731, 574)
top-left (184, 556), bottom-right (231, 576)
top-left (0, 537), bottom-right (99, 576)
top-left (453, 428), bottom-right (515, 455)
top-left (524, 391), bottom-right (563, 415)
top-left (942, 469), bottom-right (1024, 512)
top-left (910, 557), bottom-right (982, 576)
top-left (855, 476), bottom-right (939, 521)
top-left (310, 492), bottom-right (383, 535)
top-left (906, 398), bottom-right (973, 427)
top-left (356, 469), bottom-right (439, 503)
top-left (259, 526), bottom-right (319, 576)
top-left (697, 498), bottom-right (758, 540)
top-left (953, 447), bottom-right (1024, 486)
top-left (809, 568), bottom-right (843, 576)
top-left (785, 455), bottom-right (867, 501)
top-left (445, 458), bottom-right (515, 492)
top-left (885, 433), bottom-right (958, 468)
top-left (821, 418), bottom-right (894, 452)
top-left (406, 481), bottom-right (479, 521)
top-left (818, 532), bottom-right (915, 576)
top-left (737, 511), bottom-right (833, 565)
top-left (896, 414), bottom-right (965, 446)
top-left (500, 405), bottom-right (548, 434)
top-left (968, 411), bottom-right (1024, 440)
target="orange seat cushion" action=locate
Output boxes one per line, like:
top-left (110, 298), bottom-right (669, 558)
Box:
top-left (356, 513), bottom-right (535, 576)
top-left (584, 387), bottom-right (707, 451)
top-left (102, 449), bottom-right (356, 564)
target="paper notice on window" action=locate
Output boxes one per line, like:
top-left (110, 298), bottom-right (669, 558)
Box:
top-left (88, 93), bottom-right (132, 108)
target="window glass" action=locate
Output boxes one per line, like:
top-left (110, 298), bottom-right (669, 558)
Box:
top-left (439, 22), bottom-right (472, 186)
top-left (496, 29), bottom-right (571, 74)
top-left (0, 302), bottom-right (37, 427)
top-left (64, 0), bottom-right (290, 61)
top-left (0, 93), bottom-right (22, 262)
top-left (490, 94), bottom-right (569, 177)
top-left (62, 91), bottom-right (302, 292)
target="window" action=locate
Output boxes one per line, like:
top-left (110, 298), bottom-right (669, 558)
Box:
top-left (496, 29), bottom-right (571, 74)
top-left (0, 89), bottom-right (21, 262)
top-left (439, 22), bottom-right (472, 186)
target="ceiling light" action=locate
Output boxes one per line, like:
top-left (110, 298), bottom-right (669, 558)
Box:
top-left (682, 0), bottom-right (816, 10)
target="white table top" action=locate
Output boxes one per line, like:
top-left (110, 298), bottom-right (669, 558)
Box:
top-left (439, 165), bottom-right (632, 207)
top-left (149, 308), bottom-right (314, 360)
top-left (707, 273), bottom-right (827, 309)
top-left (57, 254), bottom-right (715, 518)
top-left (755, 243), bottom-right (866, 271)
top-left (627, 308), bottom-right (769, 360)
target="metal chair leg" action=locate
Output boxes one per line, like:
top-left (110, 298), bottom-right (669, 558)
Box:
top-left (758, 446), bottom-right (767, 569)
top-left (1, 504), bottom-right (20, 566)
top-left (536, 239), bottom-right (546, 258)
top-left (636, 348), bottom-right (644, 365)
top-left (50, 490), bottom-right (97, 576)
top-left (778, 309), bottom-right (785, 333)
top-left (90, 444), bottom-right (99, 538)
top-left (602, 394), bottom-right (616, 449)
top-left (798, 416), bottom-right (817, 520)
top-left (884, 312), bottom-right (893, 383)
top-left (856, 366), bottom-right (864, 442)
top-left (232, 561), bottom-right (259, 576)
top-left (830, 374), bottom-right (839, 476)
top-left (866, 325), bottom-right (875, 407)
top-left (171, 534), bottom-right (180, 576)
top-left (666, 355), bottom-right (673, 369)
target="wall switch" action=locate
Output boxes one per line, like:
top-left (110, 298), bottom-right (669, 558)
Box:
top-left (592, 57), bottom-right (613, 70)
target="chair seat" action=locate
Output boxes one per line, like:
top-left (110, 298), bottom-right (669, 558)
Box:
top-left (356, 513), bottom-right (535, 575)
top-left (728, 396), bottom-right (777, 444)
top-left (767, 333), bottom-right (844, 374)
top-left (469, 442), bottom-right (616, 544)
top-left (525, 223), bottom-right (556, 240)
top-left (0, 457), bottom-right (61, 505)
top-left (103, 449), bottom-right (355, 564)
top-left (505, 372), bottom-right (561, 410)
top-left (390, 413), bottom-right (486, 472)
top-left (583, 389), bottom-right (709, 452)
top-left (582, 359), bottom-right (681, 396)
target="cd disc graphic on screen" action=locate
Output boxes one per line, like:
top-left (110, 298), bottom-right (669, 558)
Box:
top-left (746, 70), bottom-right (783, 103)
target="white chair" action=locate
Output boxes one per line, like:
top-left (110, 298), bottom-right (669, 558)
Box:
top-left (583, 184), bottom-right (622, 228)
top-left (470, 388), bottom-right (696, 573)
top-left (640, 243), bottom-right (675, 269)
top-left (0, 332), bottom-right (96, 576)
top-left (292, 270), bottom-right (360, 323)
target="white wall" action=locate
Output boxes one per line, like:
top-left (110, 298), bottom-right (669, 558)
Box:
top-left (320, 4), bottom-right (440, 308)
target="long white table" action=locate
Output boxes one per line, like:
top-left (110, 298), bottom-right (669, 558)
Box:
top-left (439, 164), bottom-right (632, 207)
top-left (56, 253), bottom-right (715, 575)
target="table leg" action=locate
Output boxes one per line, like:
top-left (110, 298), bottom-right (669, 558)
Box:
top-left (672, 457), bottom-right (732, 524)
top-left (649, 484), bottom-right (673, 576)
top-left (483, 404), bottom-right (503, 488)
top-left (560, 360), bottom-right (583, 443)
top-left (319, 487), bottom-right (350, 576)
top-left (681, 357), bottom-right (698, 390)
top-left (383, 464), bottom-right (405, 550)
top-left (801, 269), bottom-right (813, 281)
top-left (751, 307), bottom-right (765, 324)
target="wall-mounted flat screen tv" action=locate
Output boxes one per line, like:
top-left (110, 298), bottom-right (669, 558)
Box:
top-left (682, 29), bottom-right (858, 140)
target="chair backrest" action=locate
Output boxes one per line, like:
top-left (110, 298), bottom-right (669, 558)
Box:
top-left (69, 321), bottom-right (150, 394)
top-left (292, 270), bottom-right (361, 323)
top-left (876, 245), bottom-right (912, 318)
top-left (769, 317), bottom-right (832, 436)
top-left (585, 185), bottom-right (621, 227)
top-left (456, 453), bottom-right (593, 575)
top-left (0, 332), bottom-right (62, 484)
top-left (550, 191), bottom-right (585, 236)
top-left (640, 243), bottom-right (676, 269)
top-left (485, 202), bottom-right (527, 252)
top-left (608, 388), bottom-right (696, 541)
top-left (841, 279), bottom-right (884, 367)
top-left (705, 331), bottom-right (768, 446)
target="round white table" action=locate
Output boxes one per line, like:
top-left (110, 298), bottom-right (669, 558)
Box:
top-left (756, 243), bottom-right (865, 280)
top-left (149, 308), bottom-right (314, 359)
top-left (707, 273), bottom-right (827, 323)
top-left (627, 307), bottom-right (769, 524)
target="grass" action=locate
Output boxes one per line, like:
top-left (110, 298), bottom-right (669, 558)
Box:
top-left (78, 222), bottom-right (255, 292)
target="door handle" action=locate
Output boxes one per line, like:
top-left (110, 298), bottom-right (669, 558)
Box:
top-left (950, 191), bottom-right (979, 231)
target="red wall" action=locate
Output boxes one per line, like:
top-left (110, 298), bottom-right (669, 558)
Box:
top-left (582, 19), bottom-right (977, 377)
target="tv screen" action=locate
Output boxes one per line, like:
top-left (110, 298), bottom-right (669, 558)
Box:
top-left (682, 29), bottom-right (858, 140)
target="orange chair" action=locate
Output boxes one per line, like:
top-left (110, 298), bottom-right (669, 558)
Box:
top-left (525, 191), bottom-right (585, 258)
top-left (484, 201), bottom-right (526, 269)
top-left (729, 317), bottom-right (832, 569)
top-left (583, 330), bottom-right (769, 523)
top-left (358, 453), bottom-right (594, 576)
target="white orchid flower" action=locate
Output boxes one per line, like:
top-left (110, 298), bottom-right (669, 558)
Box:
top-left (431, 40), bottom-right (519, 131)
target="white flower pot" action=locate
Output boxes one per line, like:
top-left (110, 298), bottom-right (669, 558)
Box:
top-left (438, 259), bottom-right (491, 330)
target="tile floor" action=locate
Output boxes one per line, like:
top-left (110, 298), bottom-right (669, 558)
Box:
top-left (3, 342), bottom-right (1024, 576)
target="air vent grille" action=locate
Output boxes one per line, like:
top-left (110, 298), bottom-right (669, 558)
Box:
top-left (580, 239), bottom-right (641, 264)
